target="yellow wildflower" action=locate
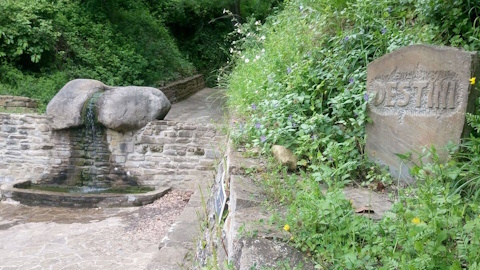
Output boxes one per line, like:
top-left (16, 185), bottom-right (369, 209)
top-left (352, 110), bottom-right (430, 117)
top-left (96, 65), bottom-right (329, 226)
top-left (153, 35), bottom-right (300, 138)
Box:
top-left (411, 217), bottom-right (421, 225)
top-left (283, 224), bottom-right (290, 232)
top-left (470, 77), bottom-right (476, 85)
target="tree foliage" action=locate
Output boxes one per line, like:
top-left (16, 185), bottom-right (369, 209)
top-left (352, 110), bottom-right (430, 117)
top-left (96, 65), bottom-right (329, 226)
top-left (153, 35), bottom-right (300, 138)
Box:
top-left (0, 0), bottom-right (284, 106)
top-left (0, 0), bottom-right (195, 109)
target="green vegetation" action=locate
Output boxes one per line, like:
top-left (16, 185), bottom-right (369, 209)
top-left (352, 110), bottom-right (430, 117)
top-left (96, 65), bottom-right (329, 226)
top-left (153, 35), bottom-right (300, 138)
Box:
top-left (0, 0), bottom-right (284, 110)
top-left (0, 0), bottom-right (194, 110)
top-left (156, 0), bottom-right (282, 85)
top-left (225, 0), bottom-right (480, 268)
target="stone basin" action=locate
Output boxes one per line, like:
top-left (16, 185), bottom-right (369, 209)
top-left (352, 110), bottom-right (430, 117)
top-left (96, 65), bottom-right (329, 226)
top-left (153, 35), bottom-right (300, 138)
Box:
top-left (0, 181), bottom-right (171, 208)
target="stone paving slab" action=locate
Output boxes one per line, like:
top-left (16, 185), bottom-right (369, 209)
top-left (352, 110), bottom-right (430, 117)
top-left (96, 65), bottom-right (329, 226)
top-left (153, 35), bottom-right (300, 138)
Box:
top-left (165, 88), bottom-right (226, 124)
top-left (0, 190), bottom-right (191, 270)
top-left (344, 186), bottom-right (393, 220)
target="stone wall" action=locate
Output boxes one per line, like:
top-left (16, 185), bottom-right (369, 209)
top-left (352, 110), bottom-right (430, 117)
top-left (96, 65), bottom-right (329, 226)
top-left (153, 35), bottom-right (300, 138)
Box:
top-left (107, 120), bottom-right (225, 190)
top-left (0, 113), bottom-right (225, 191)
top-left (0, 113), bottom-right (56, 184)
top-left (0, 96), bottom-right (38, 113)
top-left (160, 74), bottom-right (205, 104)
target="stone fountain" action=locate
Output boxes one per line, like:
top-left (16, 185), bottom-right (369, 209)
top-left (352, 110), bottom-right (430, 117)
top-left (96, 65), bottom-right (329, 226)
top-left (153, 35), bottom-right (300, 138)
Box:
top-left (1, 79), bottom-right (173, 207)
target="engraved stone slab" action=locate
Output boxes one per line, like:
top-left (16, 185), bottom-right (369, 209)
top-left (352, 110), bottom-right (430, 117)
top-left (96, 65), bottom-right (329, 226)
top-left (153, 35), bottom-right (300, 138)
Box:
top-left (366, 45), bottom-right (479, 182)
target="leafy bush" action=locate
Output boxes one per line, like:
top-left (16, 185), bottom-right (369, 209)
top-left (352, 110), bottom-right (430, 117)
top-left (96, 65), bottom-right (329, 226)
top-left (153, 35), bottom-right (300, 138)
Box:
top-left (226, 0), bottom-right (435, 183)
top-left (0, 65), bottom-right (67, 112)
top-left (415, 0), bottom-right (480, 50)
top-left (0, 0), bottom-right (196, 110)
top-left (0, 0), bottom-right (59, 65)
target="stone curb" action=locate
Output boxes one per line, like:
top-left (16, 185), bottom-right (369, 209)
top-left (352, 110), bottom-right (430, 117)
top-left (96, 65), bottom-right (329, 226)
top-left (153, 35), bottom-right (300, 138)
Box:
top-left (147, 184), bottom-right (208, 270)
top-left (220, 148), bottom-right (315, 269)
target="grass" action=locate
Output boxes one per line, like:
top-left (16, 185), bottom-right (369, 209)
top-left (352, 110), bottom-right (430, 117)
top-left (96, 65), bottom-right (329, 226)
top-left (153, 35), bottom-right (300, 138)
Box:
top-left (0, 107), bottom-right (38, 114)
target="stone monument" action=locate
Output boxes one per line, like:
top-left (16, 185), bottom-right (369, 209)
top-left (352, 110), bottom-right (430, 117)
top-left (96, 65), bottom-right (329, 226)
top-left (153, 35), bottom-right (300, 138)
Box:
top-left (365, 45), bottom-right (479, 182)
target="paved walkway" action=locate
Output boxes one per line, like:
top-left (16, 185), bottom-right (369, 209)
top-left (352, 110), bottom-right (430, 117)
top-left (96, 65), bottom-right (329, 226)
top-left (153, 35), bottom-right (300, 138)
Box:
top-left (165, 88), bottom-right (226, 124)
top-left (0, 191), bottom-right (190, 270)
top-left (0, 88), bottom-right (226, 270)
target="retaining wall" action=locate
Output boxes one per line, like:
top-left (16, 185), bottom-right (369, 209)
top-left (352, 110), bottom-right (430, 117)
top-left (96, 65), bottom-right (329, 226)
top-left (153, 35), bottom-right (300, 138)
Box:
top-left (0, 96), bottom-right (38, 113)
top-left (160, 74), bottom-right (205, 103)
top-left (0, 113), bottom-right (225, 191)
top-left (0, 113), bottom-right (56, 184)
top-left (107, 121), bottom-right (224, 190)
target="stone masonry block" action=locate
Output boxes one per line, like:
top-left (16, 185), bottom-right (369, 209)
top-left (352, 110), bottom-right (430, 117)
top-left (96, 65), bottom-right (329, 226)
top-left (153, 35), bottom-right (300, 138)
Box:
top-left (178, 130), bottom-right (193, 137)
top-left (119, 142), bottom-right (134, 153)
top-left (114, 155), bottom-right (126, 163)
top-left (229, 175), bottom-right (265, 213)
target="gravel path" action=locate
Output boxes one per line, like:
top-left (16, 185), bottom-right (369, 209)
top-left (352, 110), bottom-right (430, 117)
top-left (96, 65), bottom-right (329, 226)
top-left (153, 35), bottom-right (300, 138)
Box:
top-left (0, 190), bottom-right (192, 270)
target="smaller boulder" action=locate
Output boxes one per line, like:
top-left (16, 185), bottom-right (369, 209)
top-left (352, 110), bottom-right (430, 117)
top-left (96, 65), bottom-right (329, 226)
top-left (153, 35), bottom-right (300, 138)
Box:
top-left (271, 145), bottom-right (297, 171)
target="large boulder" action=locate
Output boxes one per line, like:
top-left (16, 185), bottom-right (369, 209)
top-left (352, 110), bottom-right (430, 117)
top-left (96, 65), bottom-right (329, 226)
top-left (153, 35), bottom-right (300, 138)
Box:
top-left (46, 79), bottom-right (109, 130)
top-left (96, 86), bottom-right (171, 132)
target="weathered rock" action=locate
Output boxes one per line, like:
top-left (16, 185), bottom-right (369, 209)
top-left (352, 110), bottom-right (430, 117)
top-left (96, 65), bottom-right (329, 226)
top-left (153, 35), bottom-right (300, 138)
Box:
top-left (271, 145), bottom-right (297, 171)
top-left (234, 238), bottom-right (315, 270)
top-left (366, 45), bottom-right (479, 182)
top-left (46, 79), bottom-right (109, 130)
top-left (96, 86), bottom-right (171, 132)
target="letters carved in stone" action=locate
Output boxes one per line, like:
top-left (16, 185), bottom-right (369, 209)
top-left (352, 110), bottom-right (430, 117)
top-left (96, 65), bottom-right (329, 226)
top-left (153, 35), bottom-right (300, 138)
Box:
top-left (365, 45), bottom-right (478, 183)
top-left (368, 69), bottom-right (462, 121)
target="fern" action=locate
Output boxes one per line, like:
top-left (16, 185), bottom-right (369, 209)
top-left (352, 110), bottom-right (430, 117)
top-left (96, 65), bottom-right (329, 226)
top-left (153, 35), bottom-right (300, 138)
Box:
top-left (466, 112), bottom-right (480, 133)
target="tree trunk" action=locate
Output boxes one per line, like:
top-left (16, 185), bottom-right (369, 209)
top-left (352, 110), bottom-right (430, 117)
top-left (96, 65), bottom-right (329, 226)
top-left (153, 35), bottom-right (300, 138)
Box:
top-left (233, 0), bottom-right (242, 22)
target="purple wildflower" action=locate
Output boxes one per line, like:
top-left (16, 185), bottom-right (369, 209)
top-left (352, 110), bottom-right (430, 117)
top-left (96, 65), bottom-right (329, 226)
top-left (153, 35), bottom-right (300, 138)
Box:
top-left (311, 135), bottom-right (318, 140)
top-left (344, 36), bottom-right (350, 41)
top-left (381, 28), bottom-right (387, 34)
top-left (287, 67), bottom-right (292, 74)
top-left (255, 122), bottom-right (261, 129)
top-left (364, 93), bottom-right (369, 102)
top-left (260, 136), bottom-right (267, 143)
top-left (349, 78), bottom-right (354, 84)
top-left (251, 103), bottom-right (257, 110)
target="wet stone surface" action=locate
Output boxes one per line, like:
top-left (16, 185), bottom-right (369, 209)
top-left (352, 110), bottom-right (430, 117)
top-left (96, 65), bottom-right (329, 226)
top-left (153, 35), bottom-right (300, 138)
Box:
top-left (0, 190), bottom-right (192, 270)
